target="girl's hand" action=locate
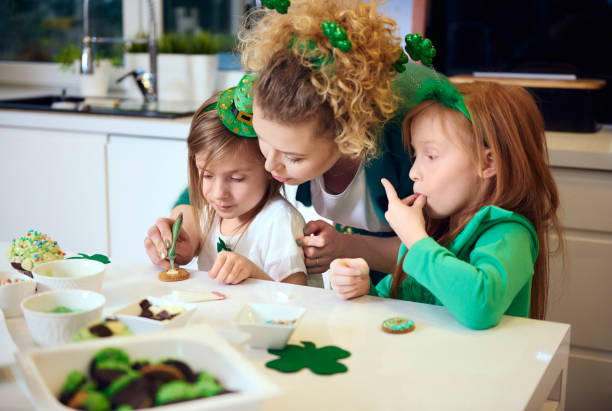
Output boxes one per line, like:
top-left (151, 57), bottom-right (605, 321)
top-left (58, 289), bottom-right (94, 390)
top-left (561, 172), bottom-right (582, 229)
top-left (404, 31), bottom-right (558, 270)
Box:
top-left (329, 258), bottom-right (370, 300)
top-left (144, 217), bottom-right (197, 268)
top-left (298, 220), bottom-right (349, 274)
top-left (209, 251), bottom-right (257, 285)
top-left (381, 178), bottom-right (428, 249)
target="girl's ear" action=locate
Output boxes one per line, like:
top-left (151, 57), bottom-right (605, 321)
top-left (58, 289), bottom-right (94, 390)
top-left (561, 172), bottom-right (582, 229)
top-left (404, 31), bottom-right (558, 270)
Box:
top-left (480, 148), bottom-right (497, 179)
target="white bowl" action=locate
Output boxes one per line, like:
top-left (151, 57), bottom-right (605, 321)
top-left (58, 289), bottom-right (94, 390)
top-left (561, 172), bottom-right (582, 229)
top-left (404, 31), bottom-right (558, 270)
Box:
top-left (0, 271), bottom-right (36, 317)
top-left (233, 303), bottom-right (305, 349)
top-left (32, 259), bottom-right (105, 293)
top-left (112, 296), bottom-right (197, 334)
top-left (13, 325), bottom-right (278, 411)
top-left (21, 290), bottom-right (105, 346)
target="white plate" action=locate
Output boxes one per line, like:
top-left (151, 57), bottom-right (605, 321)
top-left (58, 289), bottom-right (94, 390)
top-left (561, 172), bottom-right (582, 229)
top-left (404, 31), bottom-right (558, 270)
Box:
top-left (13, 324), bottom-right (279, 410)
top-left (112, 296), bottom-right (197, 334)
top-left (0, 308), bottom-right (18, 367)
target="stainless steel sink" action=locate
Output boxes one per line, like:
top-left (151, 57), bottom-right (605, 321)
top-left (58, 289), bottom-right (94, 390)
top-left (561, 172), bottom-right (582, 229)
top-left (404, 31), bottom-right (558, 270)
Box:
top-left (0, 94), bottom-right (198, 119)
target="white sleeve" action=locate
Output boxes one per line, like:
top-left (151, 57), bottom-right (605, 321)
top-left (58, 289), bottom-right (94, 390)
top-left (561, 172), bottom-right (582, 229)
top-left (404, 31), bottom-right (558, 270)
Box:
top-left (261, 204), bottom-right (307, 282)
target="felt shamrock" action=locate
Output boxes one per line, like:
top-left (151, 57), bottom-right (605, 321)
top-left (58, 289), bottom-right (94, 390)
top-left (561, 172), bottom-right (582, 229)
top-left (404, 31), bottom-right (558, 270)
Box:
top-left (266, 341), bottom-right (351, 375)
top-left (67, 253), bottom-right (111, 264)
top-left (392, 48), bottom-right (409, 73)
top-left (404, 33), bottom-right (436, 66)
top-left (262, 0), bottom-right (290, 14)
top-left (322, 21), bottom-right (352, 53)
top-left (216, 238), bottom-right (232, 253)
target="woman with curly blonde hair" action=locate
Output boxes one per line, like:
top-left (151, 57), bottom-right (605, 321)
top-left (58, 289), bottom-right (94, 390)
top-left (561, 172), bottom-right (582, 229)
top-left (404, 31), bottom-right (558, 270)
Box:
top-left (237, 0), bottom-right (440, 283)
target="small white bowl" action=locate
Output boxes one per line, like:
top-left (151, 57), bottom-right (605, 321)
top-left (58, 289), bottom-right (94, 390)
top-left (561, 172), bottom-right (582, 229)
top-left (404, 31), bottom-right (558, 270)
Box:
top-left (233, 303), bottom-right (305, 349)
top-left (32, 259), bottom-right (105, 293)
top-left (0, 271), bottom-right (36, 317)
top-left (21, 290), bottom-right (105, 346)
top-left (112, 296), bottom-right (197, 334)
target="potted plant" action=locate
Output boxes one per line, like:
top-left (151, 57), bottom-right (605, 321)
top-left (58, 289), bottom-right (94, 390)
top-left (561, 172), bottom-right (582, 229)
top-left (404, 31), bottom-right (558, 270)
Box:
top-left (125, 31), bottom-right (220, 102)
top-left (55, 44), bottom-right (122, 97)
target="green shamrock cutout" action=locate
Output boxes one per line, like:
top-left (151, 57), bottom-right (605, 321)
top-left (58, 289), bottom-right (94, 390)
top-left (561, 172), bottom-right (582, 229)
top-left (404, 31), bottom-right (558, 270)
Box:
top-left (67, 253), bottom-right (111, 264)
top-left (322, 21), bottom-right (352, 53)
top-left (392, 48), bottom-right (409, 73)
top-left (404, 33), bottom-right (436, 66)
top-left (262, 0), bottom-right (290, 14)
top-left (266, 341), bottom-right (351, 375)
top-left (216, 238), bottom-right (231, 252)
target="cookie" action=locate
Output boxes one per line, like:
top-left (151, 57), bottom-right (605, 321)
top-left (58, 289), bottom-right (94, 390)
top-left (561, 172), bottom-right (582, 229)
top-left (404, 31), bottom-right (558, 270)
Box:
top-left (140, 363), bottom-right (186, 383)
top-left (158, 268), bottom-right (190, 282)
top-left (381, 317), bottom-right (415, 334)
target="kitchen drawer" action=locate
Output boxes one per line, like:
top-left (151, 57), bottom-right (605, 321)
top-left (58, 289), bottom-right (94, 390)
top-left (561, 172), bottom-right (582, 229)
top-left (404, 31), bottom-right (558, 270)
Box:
top-left (551, 167), bottom-right (612, 233)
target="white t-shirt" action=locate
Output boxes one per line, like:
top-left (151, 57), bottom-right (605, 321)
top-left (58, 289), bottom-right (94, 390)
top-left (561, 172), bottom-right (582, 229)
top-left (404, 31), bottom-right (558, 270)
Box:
top-left (197, 196), bottom-right (307, 282)
top-left (310, 162), bottom-right (393, 233)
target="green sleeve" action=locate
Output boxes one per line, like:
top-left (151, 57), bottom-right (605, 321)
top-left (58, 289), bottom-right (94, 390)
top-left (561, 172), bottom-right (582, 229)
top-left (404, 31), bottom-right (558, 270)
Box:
top-left (403, 223), bottom-right (537, 330)
top-left (369, 275), bottom-right (392, 298)
top-left (174, 188), bottom-right (190, 207)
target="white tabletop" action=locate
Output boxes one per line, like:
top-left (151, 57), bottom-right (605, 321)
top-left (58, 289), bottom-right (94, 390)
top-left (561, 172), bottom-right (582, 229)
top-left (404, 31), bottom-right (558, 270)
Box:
top-left (0, 255), bottom-right (570, 411)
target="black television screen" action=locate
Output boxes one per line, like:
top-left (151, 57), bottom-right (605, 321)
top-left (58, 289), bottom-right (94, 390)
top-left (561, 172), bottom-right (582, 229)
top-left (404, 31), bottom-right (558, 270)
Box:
top-left (426, 0), bottom-right (612, 124)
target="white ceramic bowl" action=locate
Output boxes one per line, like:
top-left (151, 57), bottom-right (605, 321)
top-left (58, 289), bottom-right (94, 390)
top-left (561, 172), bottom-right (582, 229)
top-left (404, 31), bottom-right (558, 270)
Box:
top-left (112, 296), bottom-right (197, 334)
top-left (21, 290), bottom-right (105, 346)
top-left (32, 259), bottom-right (105, 292)
top-left (232, 303), bottom-right (305, 349)
top-left (13, 325), bottom-right (278, 411)
top-left (0, 271), bottom-right (36, 317)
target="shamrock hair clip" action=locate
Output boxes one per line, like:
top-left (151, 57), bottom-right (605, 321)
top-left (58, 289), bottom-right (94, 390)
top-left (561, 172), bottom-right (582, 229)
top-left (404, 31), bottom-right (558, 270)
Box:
top-left (405, 33), bottom-right (436, 66)
top-left (262, 0), bottom-right (290, 14)
top-left (322, 21), bottom-right (352, 53)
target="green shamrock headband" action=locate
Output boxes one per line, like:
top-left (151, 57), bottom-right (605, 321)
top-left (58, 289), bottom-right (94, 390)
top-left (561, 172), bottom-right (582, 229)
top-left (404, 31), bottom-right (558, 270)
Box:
top-left (416, 78), bottom-right (472, 122)
top-left (200, 73), bottom-right (257, 138)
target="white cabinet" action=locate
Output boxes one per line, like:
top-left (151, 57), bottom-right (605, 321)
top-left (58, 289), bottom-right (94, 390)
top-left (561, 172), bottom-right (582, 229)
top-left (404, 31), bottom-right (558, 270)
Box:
top-left (547, 166), bottom-right (612, 411)
top-left (0, 126), bottom-right (108, 254)
top-left (107, 135), bottom-right (188, 262)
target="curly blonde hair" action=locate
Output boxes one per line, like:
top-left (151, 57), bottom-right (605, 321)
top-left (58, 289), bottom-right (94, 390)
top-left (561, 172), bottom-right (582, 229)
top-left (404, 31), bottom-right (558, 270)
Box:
top-left (239, 0), bottom-right (402, 160)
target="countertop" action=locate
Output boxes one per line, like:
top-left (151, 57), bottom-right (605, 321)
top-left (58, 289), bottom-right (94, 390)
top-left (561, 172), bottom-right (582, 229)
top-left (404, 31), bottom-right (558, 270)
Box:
top-left (2, 84), bottom-right (612, 170)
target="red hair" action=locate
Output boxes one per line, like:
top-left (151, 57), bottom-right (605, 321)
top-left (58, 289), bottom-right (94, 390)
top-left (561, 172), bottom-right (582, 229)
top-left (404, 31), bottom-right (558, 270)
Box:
top-left (392, 81), bottom-right (563, 320)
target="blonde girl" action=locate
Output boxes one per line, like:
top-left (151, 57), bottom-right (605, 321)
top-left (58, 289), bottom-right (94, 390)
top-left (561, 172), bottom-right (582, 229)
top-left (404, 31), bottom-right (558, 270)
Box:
top-left (145, 75), bottom-right (307, 285)
top-left (329, 80), bottom-right (563, 329)
top-left (235, 0), bottom-right (440, 283)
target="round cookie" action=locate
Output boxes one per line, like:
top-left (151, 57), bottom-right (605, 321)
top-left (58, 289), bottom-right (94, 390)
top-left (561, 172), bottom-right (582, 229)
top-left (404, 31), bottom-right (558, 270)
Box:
top-left (158, 268), bottom-right (190, 282)
top-left (381, 317), bottom-right (415, 334)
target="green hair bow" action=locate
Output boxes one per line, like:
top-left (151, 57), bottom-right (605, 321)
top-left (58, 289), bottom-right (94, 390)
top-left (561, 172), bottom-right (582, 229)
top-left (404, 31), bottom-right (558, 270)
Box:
top-left (416, 78), bottom-right (472, 122)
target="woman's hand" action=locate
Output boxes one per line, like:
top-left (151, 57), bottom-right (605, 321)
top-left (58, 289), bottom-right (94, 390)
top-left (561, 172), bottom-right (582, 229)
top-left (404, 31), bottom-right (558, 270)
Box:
top-left (381, 178), bottom-right (428, 249)
top-left (144, 217), bottom-right (197, 269)
top-left (298, 220), bottom-right (349, 274)
top-left (208, 251), bottom-right (260, 284)
top-left (329, 258), bottom-right (370, 299)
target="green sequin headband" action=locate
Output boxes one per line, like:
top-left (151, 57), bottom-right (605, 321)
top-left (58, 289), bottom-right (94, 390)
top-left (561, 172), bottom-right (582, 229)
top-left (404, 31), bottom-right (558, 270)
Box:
top-left (200, 73), bottom-right (257, 137)
top-left (416, 78), bottom-right (472, 122)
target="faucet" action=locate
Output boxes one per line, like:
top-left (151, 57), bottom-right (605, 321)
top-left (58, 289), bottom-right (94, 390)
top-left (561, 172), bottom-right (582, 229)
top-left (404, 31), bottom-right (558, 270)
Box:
top-left (81, 0), bottom-right (158, 103)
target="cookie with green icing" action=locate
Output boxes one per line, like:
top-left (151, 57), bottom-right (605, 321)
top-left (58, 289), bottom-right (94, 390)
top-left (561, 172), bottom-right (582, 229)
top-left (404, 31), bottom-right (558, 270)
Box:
top-left (5, 230), bottom-right (65, 276)
top-left (381, 317), bottom-right (415, 334)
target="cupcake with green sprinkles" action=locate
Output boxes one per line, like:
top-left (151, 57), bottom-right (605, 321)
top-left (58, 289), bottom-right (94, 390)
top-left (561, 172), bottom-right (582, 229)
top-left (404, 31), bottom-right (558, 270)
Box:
top-left (5, 230), bottom-right (65, 277)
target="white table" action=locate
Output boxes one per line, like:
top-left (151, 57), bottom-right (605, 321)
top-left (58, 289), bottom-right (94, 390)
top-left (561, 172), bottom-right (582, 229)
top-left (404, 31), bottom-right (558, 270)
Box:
top-left (1, 256), bottom-right (570, 411)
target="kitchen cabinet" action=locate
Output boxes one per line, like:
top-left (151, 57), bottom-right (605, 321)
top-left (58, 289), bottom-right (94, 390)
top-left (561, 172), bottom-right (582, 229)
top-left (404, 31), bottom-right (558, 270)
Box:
top-left (0, 126), bottom-right (108, 254)
top-left (547, 166), bottom-right (612, 410)
top-left (107, 134), bottom-right (188, 262)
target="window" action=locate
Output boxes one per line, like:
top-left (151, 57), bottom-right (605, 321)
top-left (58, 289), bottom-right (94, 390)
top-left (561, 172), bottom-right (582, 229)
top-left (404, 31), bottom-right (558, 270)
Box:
top-left (0, 0), bottom-right (122, 63)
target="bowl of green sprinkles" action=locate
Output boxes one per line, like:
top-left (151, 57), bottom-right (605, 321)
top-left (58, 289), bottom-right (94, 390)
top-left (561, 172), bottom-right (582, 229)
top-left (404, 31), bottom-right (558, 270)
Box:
top-left (21, 289), bottom-right (105, 346)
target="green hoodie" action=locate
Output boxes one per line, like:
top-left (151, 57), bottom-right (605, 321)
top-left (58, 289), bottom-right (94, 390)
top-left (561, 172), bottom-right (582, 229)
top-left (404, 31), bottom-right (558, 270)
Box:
top-left (372, 206), bottom-right (539, 330)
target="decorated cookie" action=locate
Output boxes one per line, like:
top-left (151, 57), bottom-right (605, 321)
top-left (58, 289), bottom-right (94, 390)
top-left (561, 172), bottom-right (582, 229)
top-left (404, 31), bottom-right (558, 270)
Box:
top-left (5, 230), bottom-right (65, 276)
top-left (158, 267), bottom-right (190, 282)
top-left (381, 317), bottom-right (415, 334)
